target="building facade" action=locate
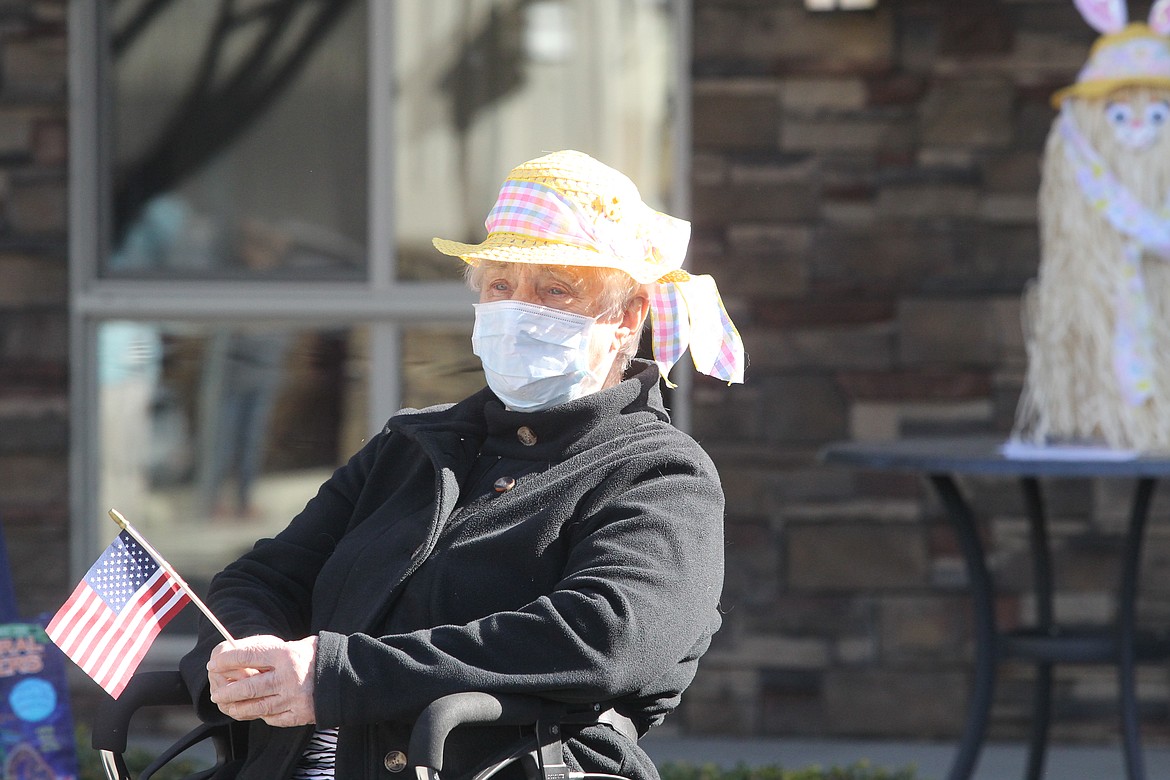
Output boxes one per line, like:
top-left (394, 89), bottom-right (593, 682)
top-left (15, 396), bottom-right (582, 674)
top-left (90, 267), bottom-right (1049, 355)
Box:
top-left (2, 0), bottom-right (1166, 745)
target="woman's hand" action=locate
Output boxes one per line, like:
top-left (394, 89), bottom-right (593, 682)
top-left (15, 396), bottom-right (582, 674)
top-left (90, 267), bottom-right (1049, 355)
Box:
top-left (207, 634), bottom-right (318, 727)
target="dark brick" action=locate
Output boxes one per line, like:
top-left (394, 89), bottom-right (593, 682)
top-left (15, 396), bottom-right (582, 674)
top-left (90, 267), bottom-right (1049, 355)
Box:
top-left (788, 523), bottom-right (929, 590)
top-left (0, 251), bottom-right (66, 306)
top-left (939, 225), bottom-right (1040, 294)
top-left (30, 115), bottom-right (65, 165)
top-left (747, 326), bottom-right (896, 372)
top-left (982, 150), bottom-right (1043, 193)
top-left (0, 409), bottom-right (66, 454)
top-left (7, 174), bottom-right (65, 233)
top-left (753, 299), bottom-right (896, 329)
top-left (0, 359), bottom-right (65, 390)
top-left (823, 669), bottom-right (968, 737)
top-left (691, 178), bottom-right (820, 227)
top-left (836, 369), bottom-right (993, 401)
top-left (706, 224), bottom-right (812, 297)
top-left (759, 668), bottom-right (826, 735)
top-left (761, 374), bottom-right (849, 443)
top-left (880, 594), bottom-right (971, 659)
top-left (751, 594), bottom-right (874, 638)
top-left (694, 4), bottom-right (895, 77)
top-left (0, 311), bottom-right (67, 362)
top-left (0, 454), bottom-right (65, 504)
top-left (1, 36), bottom-right (66, 98)
top-left (810, 224), bottom-right (958, 295)
top-left (693, 83), bottom-right (781, 151)
top-left (920, 77), bottom-right (1016, 149)
top-left (937, 0), bottom-right (1014, 56)
top-left (865, 73), bottom-right (929, 106)
top-left (723, 521), bottom-right (781, 608)
top-left (897, 297), bottom-right (1012, 366)
top-left (691, 382), bottom-right (766, 444)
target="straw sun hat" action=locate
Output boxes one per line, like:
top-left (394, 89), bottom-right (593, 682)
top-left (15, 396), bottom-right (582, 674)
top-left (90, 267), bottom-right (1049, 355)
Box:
top-left (432, 150), bottom-right (745, 384)
top-left (432, 150), bottom-right (691, 285)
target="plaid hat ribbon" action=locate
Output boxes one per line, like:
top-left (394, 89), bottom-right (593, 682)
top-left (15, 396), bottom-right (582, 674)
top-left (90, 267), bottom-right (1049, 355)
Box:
top-left (649, 274), bottom-right (745, 385)
top-left (485, 179), bottom-right (690, 275)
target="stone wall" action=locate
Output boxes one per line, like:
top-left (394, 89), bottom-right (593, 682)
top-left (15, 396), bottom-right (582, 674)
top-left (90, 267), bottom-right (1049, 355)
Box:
top-left (0, 2), bottom-right (69, 621)
top-left (684, 0), bottom-right (1170, 742)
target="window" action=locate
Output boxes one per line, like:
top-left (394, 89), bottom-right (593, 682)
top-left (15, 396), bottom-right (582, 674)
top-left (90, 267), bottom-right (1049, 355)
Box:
top-left (70, 0), bottom-right (687, 654)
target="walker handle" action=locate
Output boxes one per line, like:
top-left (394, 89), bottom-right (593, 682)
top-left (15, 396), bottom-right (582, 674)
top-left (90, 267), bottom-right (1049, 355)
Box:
top-left (408, 691), bottom-right (543, 772)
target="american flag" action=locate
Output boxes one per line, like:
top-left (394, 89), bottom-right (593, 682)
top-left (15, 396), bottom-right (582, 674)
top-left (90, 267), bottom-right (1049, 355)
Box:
top-left (46, 530), bottom-right (190, 698)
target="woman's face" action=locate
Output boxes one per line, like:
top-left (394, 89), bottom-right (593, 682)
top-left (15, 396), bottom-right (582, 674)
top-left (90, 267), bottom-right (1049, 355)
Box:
top-left (476, 261), bottom-right (649, 390)
top-left (477, 262), bottom-right (603, 318)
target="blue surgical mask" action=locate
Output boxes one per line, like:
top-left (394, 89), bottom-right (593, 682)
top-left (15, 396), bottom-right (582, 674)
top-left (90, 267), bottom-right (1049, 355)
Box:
top-left (471, 300), bottom-right (609, 412)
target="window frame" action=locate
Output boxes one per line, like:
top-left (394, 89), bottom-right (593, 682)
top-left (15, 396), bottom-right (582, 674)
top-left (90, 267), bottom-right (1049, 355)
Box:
top-left (67, 0), bottom-right (692, 576)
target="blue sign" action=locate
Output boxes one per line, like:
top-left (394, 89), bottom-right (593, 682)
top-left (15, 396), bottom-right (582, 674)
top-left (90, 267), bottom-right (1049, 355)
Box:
top-left (0, 622), bottom-right (78, 779)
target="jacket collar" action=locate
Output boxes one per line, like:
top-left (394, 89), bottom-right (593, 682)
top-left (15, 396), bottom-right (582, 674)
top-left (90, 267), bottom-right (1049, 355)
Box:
top-left (389, 360), bottom-right (670, 464)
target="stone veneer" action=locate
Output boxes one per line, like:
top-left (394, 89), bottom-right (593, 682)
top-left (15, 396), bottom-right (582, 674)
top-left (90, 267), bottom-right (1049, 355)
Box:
top-left (683, 0), bottom-right (1170, 743)
top-left (0, 1), bottom-right (70, 623)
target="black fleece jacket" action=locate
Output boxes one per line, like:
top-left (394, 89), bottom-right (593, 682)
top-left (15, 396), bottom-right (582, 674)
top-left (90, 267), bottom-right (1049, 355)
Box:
top-left (180, 361), bottom-right (726, 779)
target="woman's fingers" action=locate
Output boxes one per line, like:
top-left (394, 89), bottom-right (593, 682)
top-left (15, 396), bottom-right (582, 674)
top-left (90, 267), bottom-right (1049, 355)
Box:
top-left (206, 634), bottom-right (318, 726)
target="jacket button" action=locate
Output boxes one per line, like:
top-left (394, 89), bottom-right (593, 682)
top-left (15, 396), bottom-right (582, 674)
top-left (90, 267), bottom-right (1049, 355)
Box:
top-left (384, 750), bottom-right (407, 773)
top-left (494, 476), bottom-right (517, 493)
top-left (517, 426), bottom-right (538, 446)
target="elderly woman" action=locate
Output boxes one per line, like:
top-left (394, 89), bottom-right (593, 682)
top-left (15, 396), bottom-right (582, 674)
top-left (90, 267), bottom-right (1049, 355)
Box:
top-left (180, 150), bottom-right (745, 780)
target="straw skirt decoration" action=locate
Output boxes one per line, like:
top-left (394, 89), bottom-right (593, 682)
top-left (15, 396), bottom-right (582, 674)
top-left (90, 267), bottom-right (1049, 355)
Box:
top-left (1015, 86), bottom-right (1170, 451)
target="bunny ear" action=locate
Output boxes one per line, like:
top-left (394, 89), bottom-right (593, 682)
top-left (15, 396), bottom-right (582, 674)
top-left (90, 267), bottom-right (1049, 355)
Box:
top-left (1151, 0), bottom-right (1170, 35)
top-left (1074, 0), bottom-right (1128, 33)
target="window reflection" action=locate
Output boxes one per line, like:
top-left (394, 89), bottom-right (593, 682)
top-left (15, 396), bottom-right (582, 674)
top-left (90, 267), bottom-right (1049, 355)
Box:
top-left (402, 325), bottom-right (484, 410)
top-left (97, 321), bottom-right (367, 597)
top-left (105, 0), bottom-right (368, 279)
top-left (394, 0), bottom-right (680, 281)
top-left (95, 321), bottom-right (489, 595)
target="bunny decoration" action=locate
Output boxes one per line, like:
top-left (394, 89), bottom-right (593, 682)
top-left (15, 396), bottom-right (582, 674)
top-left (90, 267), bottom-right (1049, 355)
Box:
top-left (1014, 0), bottom-right (1170, 451)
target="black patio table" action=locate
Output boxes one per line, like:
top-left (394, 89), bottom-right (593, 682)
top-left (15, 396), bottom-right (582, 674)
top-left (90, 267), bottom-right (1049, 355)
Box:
top-left (819, 435), bottom-right (1170, 780)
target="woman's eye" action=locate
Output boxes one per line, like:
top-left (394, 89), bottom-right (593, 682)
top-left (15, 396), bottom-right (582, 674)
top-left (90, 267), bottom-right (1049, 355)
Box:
top-left (1107, 103), bottom-right (1132, 124)
top-left (1147, 102), bottom-right (1170, 125)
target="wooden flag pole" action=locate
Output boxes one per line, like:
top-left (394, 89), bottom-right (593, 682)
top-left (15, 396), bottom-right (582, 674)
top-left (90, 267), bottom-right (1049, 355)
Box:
top-left (108, 509), bottom-right (236, 644)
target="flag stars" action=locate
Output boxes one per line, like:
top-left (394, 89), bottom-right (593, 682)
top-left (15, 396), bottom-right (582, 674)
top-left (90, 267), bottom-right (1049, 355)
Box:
top-left (84, 532), bottom-right (159, 611)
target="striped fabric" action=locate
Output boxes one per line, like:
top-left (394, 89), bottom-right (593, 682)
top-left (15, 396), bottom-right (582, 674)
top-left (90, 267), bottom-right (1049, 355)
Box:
top-left (292, 727), bottom-right (338, 779)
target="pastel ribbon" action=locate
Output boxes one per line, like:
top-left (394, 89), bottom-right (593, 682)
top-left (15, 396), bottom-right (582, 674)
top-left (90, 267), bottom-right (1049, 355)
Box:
top-left (486, 179), bottom-right (690, 275)
top-left (1114, 243), bottom-right (1157, 404)
top-left (649, 276), bottom-right (745, 386)
top-left (1060, 108), bottom-right (1170, 404)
